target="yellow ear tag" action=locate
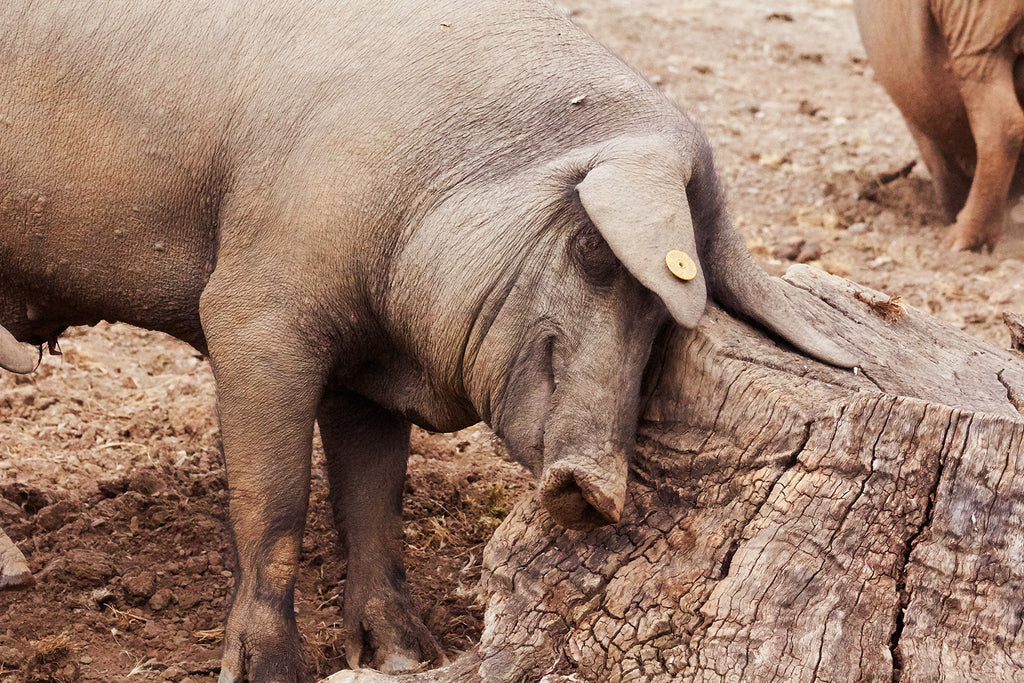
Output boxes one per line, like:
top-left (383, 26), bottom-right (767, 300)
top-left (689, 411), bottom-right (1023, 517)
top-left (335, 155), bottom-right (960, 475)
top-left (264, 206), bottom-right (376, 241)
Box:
top-left (666, 250), bottom-right (697, 281)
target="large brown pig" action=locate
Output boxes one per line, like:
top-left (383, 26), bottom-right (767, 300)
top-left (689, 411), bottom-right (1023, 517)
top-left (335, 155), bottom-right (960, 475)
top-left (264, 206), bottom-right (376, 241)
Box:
top-left (0, 0), bottom-right (855, 680)
top-left (855, 1), bottom-right (1024, 250)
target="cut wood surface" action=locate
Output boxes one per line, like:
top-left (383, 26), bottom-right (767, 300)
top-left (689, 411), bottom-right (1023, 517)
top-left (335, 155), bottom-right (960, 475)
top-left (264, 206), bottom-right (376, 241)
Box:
top-left (324, 265), bottom-right (1024, 682)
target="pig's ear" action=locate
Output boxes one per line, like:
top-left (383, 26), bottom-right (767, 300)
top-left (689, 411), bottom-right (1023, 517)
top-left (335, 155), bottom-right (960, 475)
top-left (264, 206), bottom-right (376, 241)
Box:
top-left (576, 161), bottom-right (708, 328)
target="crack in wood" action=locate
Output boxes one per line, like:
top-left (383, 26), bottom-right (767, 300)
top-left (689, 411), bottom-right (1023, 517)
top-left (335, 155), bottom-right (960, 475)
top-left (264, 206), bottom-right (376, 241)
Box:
top-left (856, 366), bottom-right (886, 393)
top-left (997, 369), bottom-right (1024, 418)
top-left (888, 409), bottom-right (956, 683)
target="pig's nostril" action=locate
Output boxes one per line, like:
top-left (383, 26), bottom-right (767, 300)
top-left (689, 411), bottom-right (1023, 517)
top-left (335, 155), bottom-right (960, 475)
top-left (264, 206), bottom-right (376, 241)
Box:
top-left (539, 465), bottom-right (623, 530)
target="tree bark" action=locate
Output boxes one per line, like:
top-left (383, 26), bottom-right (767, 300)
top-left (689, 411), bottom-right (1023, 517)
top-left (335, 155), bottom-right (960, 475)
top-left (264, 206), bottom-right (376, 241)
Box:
top-left (325, 265), bottom-right (1024, 683)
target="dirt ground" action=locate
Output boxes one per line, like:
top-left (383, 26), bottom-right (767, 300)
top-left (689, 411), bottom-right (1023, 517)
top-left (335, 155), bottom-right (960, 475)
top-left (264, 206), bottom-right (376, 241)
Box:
top-left (2, 0), bottom-right (1023, 681)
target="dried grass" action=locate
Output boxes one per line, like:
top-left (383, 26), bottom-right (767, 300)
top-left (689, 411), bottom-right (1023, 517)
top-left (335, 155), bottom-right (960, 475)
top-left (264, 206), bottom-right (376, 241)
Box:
top-left (20, 632), bottom-right (79, 683)
top-left (854, 291), bottom-right (905, 323)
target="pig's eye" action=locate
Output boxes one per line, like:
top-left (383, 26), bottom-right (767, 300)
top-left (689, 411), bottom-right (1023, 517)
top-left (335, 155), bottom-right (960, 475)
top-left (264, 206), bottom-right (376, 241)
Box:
top-left (570, 224), bottom-right (622, 284)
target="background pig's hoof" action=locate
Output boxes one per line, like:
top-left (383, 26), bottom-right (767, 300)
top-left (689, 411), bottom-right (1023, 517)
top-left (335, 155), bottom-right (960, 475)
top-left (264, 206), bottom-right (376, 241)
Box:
top-left (945, 222), bottom-right (999, 252)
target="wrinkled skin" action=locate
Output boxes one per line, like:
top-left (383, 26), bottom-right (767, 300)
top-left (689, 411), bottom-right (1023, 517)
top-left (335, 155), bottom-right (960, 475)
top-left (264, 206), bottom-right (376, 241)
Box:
top-left (0, 1), bottom-right (855, 680)
top-left (854, 0), bottom-right (1024, 251)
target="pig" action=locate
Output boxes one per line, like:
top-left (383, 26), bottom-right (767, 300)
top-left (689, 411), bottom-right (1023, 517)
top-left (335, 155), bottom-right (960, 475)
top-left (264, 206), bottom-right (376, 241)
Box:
top-left (854, 0), bottom-right (1024, 251)
top-left (0, 0), bottom-right (856, 680)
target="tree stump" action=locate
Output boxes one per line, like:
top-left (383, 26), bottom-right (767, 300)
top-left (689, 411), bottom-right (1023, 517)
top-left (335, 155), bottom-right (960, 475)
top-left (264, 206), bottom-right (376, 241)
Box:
top-left (325, 265), bottom-right (1024, 683)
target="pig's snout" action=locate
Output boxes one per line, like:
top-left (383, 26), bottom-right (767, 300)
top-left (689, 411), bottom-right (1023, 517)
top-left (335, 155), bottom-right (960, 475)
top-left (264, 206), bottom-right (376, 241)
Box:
top-left (538, 453), bottom-right (627, 530)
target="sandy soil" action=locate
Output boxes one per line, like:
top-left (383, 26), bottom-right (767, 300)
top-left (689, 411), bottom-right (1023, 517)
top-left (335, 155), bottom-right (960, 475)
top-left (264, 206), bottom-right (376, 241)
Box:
top-left (2, 0), bottom-right (1022, 681)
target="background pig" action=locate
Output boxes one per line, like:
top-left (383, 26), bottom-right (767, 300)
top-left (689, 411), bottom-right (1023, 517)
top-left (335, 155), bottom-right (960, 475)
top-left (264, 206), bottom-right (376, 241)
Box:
top-left (854, 0), bottom-right (1024, 251)
top-left (0, 0), bottom-right (855, 680)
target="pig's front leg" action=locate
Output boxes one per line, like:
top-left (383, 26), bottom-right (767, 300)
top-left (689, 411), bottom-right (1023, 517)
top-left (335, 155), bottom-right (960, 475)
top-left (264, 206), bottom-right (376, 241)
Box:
top-left (201, 275), bottom-right (326, 683)
top-left (318, 390), bottom-right (443, 673)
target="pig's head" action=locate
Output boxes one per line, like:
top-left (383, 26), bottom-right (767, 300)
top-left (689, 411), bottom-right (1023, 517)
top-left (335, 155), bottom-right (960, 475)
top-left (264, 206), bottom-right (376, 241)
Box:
top-left (387, 135), bottom-right (854, 531)
top-left (473, 168), bottom-right (705, 529)
top-left (475, 145), bottom-right (713, 530)
top-left (388, 137), bottom-right (705, 530)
